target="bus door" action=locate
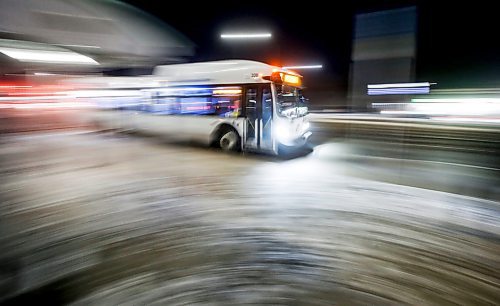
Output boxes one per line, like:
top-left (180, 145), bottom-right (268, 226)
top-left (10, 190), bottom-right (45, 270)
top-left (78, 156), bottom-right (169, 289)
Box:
top-left (243, 84), bottom-right (275, 152)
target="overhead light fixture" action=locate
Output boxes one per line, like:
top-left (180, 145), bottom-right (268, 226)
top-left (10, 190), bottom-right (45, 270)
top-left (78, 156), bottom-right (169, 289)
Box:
top-left (0, 47), bottom-right (99, 65)
top-left (220, 33), bottom-right (272, 39)
top-left (283, 65), bottom-right (323, 69)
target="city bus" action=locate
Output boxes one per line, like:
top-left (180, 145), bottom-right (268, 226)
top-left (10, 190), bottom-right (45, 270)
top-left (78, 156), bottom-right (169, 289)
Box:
top-left (73, 60), bottom-right (311, 154)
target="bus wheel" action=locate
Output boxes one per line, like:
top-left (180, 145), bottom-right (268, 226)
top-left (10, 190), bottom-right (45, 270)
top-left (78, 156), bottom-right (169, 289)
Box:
top-left (219, 129), bottom-right (240, 152)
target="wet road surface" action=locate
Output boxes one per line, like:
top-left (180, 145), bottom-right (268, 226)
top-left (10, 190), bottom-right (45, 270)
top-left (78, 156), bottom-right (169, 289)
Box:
top-left (0, 131), bottom-right (499, 305)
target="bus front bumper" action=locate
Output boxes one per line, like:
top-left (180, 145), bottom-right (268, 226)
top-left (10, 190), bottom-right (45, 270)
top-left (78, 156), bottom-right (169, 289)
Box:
top-left (278, 131), bottom-right (312, 147)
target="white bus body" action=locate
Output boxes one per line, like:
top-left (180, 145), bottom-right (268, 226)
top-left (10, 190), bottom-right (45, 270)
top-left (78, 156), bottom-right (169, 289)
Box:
top-left (71, 60), bottom-right (311, 154)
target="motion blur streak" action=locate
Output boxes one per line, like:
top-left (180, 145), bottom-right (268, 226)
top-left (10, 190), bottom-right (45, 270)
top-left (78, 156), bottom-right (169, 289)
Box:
top-left (0, 0), bottom-right (499, 305)
top-left (374, 94), bottom-right (500, 121)
top-left (0, 0), bottom-right (194, 72)
top-left (0, 132), bottom-right (499, 305)
top-left (0, 47), bottom-right (99, 65)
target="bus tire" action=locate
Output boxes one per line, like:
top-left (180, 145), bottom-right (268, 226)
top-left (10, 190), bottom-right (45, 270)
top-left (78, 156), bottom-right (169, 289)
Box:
top-left (218, 128), bottom-right (240, 152)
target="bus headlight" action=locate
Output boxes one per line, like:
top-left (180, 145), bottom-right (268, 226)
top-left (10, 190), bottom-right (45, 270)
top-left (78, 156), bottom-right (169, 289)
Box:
top-left (302, 121), bottom-right (310, 132)
top-left (274, 124), bottom-right (293, 143)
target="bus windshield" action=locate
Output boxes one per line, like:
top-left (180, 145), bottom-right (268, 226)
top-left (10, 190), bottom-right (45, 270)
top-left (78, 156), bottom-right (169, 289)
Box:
top-left (276, 85), bottom-right (308, 118)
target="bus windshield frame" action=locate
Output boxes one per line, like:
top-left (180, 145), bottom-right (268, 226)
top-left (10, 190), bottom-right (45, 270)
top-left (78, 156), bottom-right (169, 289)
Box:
top-left (275, 84), bottom-right (308, 118)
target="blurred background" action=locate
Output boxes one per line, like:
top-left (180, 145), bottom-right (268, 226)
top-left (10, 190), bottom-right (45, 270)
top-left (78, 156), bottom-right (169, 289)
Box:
top-left (0, 0), bottom-right (499, 305)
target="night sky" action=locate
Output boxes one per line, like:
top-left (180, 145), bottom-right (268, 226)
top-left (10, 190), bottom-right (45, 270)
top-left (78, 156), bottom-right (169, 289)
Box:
top-left (123, 0), bottom-right (500, 93)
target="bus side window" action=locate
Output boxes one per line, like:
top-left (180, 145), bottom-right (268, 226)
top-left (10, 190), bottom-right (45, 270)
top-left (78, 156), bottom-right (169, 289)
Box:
top-left (262, 86), bottom-right (272, 143)
top-left (245, 87), bottom-right (257, 139)
top-left (262, 86), bottom-right (272, 120)
top-left (212, 86), bottom-right (242, 117)
top-left (245, 88), bottom-right (257, 114)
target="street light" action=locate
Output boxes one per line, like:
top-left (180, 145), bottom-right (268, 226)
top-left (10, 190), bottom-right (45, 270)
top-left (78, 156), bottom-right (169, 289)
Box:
top-left (283, 65), bottom-right (323, 69)
top-left (219, 31), bottom-right (274, 63)
top-left (220, 33), bottom-right (272, 39)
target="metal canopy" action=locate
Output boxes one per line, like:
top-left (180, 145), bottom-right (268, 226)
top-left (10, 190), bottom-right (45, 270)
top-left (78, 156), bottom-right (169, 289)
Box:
top-left (0, 0), bottom-right (195, 69)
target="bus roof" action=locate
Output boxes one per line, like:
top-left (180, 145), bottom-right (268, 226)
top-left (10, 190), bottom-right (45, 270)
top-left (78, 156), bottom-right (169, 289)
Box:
top-left (63, 60), bottom-right (303, 89)
top-left (152, 60), bottom-right (299, 85)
